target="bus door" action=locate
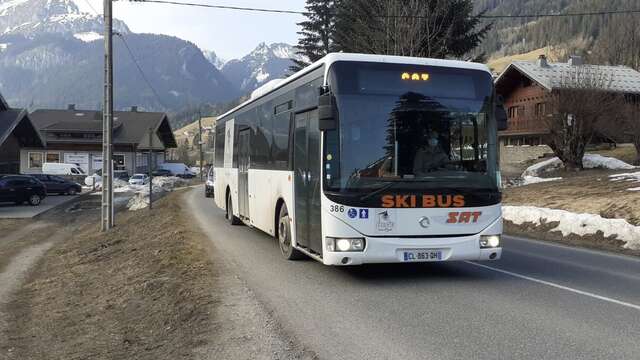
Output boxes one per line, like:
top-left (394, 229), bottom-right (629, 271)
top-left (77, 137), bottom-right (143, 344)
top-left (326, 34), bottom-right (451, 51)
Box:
top-left (238, 128), bottom-right (251, 220)
top-left (294, 110), bottom-right (322, 255)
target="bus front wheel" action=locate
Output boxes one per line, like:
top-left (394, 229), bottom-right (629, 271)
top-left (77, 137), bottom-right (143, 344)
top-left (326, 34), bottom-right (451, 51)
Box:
top-left (226, 192), bottom-right (241, 225)
top-left (278, 204), bottom-right (304, 260)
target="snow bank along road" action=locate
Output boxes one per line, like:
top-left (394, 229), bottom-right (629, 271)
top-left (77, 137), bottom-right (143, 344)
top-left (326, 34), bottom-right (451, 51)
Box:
top-left (186, 188), bottom-right (640, 360)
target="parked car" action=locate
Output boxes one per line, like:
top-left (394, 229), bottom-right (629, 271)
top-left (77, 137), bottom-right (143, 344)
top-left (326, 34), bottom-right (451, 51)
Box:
top-left (128, 174), bottom-right (150, 185)
top-left (42, 163), bottom-right (85, 176)
top-left (205, 167), bottom-right (215, 198)
top-left (152, 168), bottom-right (172, 177)
top-left (85, 169), bottom-right (129, 186)
top-left (159, 163), bottom-right (196, 178)
top-left (0, 175), bottom-right (47, 206)
top-left (31, 174), bottom-right (82, 195)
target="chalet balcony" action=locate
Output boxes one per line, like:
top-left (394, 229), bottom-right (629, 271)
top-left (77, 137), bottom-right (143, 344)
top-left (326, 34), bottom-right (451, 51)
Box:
top-left (501, 116), bottom-right (549, 135)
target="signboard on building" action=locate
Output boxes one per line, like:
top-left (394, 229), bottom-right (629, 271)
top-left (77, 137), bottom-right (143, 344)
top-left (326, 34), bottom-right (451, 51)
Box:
top-left (92, 154), bottom-right (103, 172)
top-left (64, 153), bottom-right (90, 174)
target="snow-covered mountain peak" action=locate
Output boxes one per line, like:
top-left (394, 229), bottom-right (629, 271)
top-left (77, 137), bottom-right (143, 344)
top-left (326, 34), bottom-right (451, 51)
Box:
top-left (0, 0), bottom-right (129, 36)
top-left (221, 42), bottom-right (306, 94)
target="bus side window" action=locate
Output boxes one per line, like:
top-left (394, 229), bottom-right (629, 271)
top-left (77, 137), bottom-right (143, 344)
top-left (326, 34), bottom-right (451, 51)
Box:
top-left (273, 112), bottom-right (291, 170)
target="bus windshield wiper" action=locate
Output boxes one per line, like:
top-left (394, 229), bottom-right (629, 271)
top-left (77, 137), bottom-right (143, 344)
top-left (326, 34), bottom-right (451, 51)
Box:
top-left (359, 182), bottom-right (396, 201)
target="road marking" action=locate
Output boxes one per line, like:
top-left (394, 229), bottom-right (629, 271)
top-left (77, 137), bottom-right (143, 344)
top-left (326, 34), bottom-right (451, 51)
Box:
top-left (464, 261), bottom-right (640, 311)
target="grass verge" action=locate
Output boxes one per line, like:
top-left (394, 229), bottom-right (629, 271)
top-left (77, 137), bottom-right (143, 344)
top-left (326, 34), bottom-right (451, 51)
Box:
top-left (4, 190), bottom-right (217, 360)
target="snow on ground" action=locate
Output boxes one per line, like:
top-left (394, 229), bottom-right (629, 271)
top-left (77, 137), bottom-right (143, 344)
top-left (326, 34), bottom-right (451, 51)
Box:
top-left (609, 171), bottom-right (640, 191)
top-left (522, 154), bottom-right (636, 177)
top-left (503, 206), bottom-right (640, 250)
top-left (127, 177), bottom-right (188, 211)
top-left (73, 31), bottom-right (103, 42)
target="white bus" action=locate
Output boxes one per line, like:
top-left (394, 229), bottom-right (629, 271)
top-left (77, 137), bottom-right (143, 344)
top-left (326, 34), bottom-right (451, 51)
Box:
top-left (213, 53), bottom-right (506, 265)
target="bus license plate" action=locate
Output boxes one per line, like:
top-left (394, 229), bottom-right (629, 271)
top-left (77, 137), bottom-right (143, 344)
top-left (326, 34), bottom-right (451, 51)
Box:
top-left (400, 250), bottom-right (443, 262)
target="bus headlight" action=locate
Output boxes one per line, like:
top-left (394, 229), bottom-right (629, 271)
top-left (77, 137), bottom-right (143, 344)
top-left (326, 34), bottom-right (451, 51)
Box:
top-left (480, 235), bottom-right (501, 248)
top-left (326, 237), bottom-right (365, 252)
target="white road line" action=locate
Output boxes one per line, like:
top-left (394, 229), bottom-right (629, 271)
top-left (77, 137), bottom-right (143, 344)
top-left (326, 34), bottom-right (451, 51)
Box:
top-left (464, 261), bottom-right (640, 311)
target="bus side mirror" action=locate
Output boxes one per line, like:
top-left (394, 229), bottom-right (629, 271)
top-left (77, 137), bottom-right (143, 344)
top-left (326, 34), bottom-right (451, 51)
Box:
top-left (318, 92), bottom-right (337, 131)
top-left (496, 105), bottom-right (508, 131)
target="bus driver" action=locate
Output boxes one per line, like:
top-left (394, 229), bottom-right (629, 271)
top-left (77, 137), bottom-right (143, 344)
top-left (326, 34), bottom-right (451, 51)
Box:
top-left (413, 131), bottom-right (449, 176)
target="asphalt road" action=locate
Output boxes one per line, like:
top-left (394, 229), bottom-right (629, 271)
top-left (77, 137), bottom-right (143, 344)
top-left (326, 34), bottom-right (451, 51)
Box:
top-left (187, 188), bottom-right (640, 360)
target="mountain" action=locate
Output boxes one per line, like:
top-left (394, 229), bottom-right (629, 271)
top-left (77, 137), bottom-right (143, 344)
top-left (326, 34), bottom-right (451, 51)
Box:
top-left (473, 0), bottom-right (638, 62)
top-left (203, 49), bottom-right (226, 70)
top-left (0, 0), bottom-right (238, 119)
top-left (0, 0), bottom-right (129, 37)
top-left (221, 42), bottom-right (305, 94)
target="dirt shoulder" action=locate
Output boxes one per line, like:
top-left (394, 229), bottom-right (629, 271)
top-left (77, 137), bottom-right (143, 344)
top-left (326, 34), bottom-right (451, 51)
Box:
top-left (503, 168), bottom-right (640, 256)
top-left (1, 190), bottom-right (314, 360)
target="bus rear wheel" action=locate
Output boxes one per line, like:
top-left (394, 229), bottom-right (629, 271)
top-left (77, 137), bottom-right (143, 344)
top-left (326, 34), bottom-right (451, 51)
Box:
top-left (226, 192), bottom-right (241, 225)
top-left (278, 204), bottom-right (304, 260)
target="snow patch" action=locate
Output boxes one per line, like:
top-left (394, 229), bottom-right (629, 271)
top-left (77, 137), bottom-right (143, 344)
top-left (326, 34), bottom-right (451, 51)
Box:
top-left (169, 90), bottom-right (180, 97)
top-left (523, 154), bottom-right (636, 177)
top-left (0, 43), bottom-right (9, 51)
top-left (126, 176), bottom-right (188, 211)
top-left (609, 171), bottom-right (640, 191)
top-left (0, 0), bottom-right (30, 15)
top-left (503, 206), bottom-right (640, 250)
top-left (73, 31), bottom-right (103, 42)
top-left (255, 68), bottom-right (270, 83)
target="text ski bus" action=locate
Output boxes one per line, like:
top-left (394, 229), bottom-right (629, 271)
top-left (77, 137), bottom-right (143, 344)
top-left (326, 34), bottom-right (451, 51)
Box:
top-left (213, 53), bottom-right (507, 265)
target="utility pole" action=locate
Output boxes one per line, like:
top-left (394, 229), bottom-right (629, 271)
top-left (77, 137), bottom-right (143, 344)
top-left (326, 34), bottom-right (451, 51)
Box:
top-left (198, 110), bottom-right (204, 181)
top-left (148, 127), bottom-right (153, 210)
top-left (101, 0), bottom-right (114, 231)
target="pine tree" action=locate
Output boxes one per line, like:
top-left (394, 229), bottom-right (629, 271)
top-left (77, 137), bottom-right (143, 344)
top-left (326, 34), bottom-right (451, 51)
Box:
top-left (290, 0), bottom-right (337, 73)
top-left (333, 0), bottom-right (491, 59)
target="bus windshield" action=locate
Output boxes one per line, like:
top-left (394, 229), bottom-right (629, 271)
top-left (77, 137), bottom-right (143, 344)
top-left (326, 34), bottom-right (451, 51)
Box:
top-left (324, 61), bottom-right (498, 193)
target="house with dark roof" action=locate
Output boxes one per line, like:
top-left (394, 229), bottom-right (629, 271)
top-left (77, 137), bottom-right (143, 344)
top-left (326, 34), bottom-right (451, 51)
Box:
top-left (21, 105), bottom-right (177, 176)
top-left (495, 55), bottom-right (640, 146)
top-left (0, 92), bottom-right (44, 173)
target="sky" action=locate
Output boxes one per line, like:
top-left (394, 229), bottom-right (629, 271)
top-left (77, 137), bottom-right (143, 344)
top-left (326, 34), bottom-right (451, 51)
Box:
top-left (75, 0), bottom-right (305, 60)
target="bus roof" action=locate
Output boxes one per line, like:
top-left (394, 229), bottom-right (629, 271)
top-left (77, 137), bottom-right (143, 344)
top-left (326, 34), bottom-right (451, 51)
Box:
top-left (218, 53), bottom-right (491, 121)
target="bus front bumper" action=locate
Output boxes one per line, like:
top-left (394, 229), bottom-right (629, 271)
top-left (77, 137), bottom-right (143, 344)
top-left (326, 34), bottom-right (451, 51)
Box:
top-left (322, 234), bottom-right (502, 266)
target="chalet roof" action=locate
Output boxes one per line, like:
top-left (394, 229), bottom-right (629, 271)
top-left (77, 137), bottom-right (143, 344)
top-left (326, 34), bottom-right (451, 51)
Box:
top-left (496, 60), bottom-right (640, 94)
top-left (29, 109), bottom-right (177, 149)
top-left (0, 109), bottom-right (45, 148)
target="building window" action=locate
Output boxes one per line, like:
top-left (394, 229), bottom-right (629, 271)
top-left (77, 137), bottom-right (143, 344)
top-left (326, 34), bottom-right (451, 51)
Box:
top-left (28, 152), bottom-right (44, 169)
top-left (46, 152), bottom-right (60, 163)
top-left (535, 102), bottom-right (547, 117)
top-left (508, 106), bottom-right (525, 119)
top-left (113, 154), bottom-right (126, 171)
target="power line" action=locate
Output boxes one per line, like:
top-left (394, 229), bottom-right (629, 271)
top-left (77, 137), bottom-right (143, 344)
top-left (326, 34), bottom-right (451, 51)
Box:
top-left (114, 32), bottom-right (165, 109)
top-left (81, 0), bottom-right (101, 16)
top-left (127, 0), bottom-right (305, 15)
top-left (124, 0), bottom-right (640, 20)
top-left (479, 9), bottom-right (640, 19)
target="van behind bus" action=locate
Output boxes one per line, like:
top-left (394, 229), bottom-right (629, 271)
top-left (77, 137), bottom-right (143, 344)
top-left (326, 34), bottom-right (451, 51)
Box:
top-left (42, 163), bottom-right (85, 176)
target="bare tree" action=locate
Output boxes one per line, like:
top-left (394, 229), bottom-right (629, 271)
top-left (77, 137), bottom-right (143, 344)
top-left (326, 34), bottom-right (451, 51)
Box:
top-left (544, 66), bottom-right (620, 171)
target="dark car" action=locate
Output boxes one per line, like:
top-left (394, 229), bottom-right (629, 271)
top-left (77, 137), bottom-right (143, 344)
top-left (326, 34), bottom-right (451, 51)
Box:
top-left (152, 169), bottom-right (172, 177)
top-left (31, 174), bottom-right (82, 195)
top-left (0, 175), bottom-right (47, 206)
